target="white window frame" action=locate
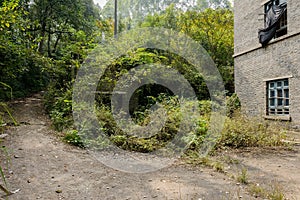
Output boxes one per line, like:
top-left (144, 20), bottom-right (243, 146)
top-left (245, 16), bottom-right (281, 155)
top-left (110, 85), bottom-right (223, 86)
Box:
top-left (267, 78), bottom-right (289, 116)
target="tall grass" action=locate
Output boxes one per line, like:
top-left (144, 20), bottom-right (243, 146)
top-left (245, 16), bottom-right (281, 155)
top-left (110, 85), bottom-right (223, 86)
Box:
top-left (217, 112), bottom-right (287, 149)
top-left (0, 145), bottom-right (11, 195)
top-left (0, 82), bottom-right (15, 195)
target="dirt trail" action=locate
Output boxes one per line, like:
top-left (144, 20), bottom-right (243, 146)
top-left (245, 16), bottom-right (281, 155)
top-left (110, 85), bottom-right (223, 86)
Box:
top-left (0, 94), bottom-right (299, 199)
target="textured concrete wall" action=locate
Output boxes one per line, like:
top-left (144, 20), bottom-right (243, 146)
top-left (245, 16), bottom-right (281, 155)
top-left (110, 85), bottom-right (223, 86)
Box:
top-left (234, 0), bottom-right (300, 122)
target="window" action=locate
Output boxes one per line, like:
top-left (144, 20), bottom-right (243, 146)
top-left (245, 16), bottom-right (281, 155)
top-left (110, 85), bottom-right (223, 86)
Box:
top-left (259, 0), bottom-right (287, 46)
top-left (267, 79), bottom-right (289, 115)
top-left (265, 0), bottom-right (287, 38)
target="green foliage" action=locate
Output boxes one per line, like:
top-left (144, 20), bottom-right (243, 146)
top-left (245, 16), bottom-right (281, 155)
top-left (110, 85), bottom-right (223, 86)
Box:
top-left (63, 130), bottom-right (84, 148)
top-left (0, 83), bottom-right (18, 132)
top-left (101, 0), bottom-right (232, 28)
top-left (226, 93), bottom-right (241, 116)
top-left (46, 86), bottom-right (73, 131)
top-left (0, 0), bottom-right (51, 100)
top-left (141, 7), bottom-right (234, 94)
top-left (182, 153), bottom-right (225, 172)
top-left (250, 182), bottom-right (286, 200)
top-left (0, 102), bottom-right (18, 127)
top-left (94, 94), bottom-right (183, 153)
top-left (237, 168), bottom-right (249, 184)
top-left (218, 113), bottom-right (287, 149)
top-left (0, 145), bottom-right (11, 195)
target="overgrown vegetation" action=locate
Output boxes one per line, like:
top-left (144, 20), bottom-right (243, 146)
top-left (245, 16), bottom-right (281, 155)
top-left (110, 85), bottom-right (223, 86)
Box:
top-left (0, 82), bottom-right (16, 195)
top-left (217, 113), bottom-right (287, 149)
top-left (236, 168), bottom-right (248, 184)
top-left (0, 0), bottom-right (288, 169)
top-left (0, 0), bottom-right (295, 198)
top-left (250, 182), bottom-right (286, 200)
top-left (0, 146), bottom-right (11, 195)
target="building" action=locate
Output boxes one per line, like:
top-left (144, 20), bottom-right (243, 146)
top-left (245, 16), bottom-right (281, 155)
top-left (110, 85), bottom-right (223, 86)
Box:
top-left (234, 0), bottom-right (300, 122)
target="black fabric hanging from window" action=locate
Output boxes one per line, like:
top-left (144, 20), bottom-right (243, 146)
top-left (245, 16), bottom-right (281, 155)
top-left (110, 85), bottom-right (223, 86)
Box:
top-left (258, 3), bottom-right (287, 47)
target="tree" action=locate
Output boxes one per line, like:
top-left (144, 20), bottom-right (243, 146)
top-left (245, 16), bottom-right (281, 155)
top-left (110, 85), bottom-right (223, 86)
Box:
top-left (140, 6), bottom-right (234, 95)
top-left (0, 0), bottom-right (50, 99)
top-left (179, 9), bottom-right (234, 93)
top-left (26, 0), bottom-right (99, 57)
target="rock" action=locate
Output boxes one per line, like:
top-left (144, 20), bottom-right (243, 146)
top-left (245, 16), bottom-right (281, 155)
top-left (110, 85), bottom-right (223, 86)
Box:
top-left (55, 189), bottom-right (62, 193)
top-left (0, 134), bottom-right (8, 139)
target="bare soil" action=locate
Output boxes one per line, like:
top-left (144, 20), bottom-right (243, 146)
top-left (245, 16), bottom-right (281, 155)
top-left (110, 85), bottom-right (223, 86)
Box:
top-left (0, 94), bottom-right (299, 200)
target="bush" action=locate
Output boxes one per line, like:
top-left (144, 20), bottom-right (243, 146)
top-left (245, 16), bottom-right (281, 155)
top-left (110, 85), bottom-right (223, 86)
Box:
top-left (217, 113), bottom-right (287, 149)
top-left (94, 95), bottom-right (184, 152)
top-left (63, 130), bottom-right (84, 148)
top-left (226, 93), bottom-right (241, 117)
top-left (45, 86), bottom-right (73, 131)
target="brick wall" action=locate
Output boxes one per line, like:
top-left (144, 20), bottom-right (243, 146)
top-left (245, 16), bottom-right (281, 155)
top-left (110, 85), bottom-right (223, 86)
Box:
top-left (234, 0), bottom-right (300, 122)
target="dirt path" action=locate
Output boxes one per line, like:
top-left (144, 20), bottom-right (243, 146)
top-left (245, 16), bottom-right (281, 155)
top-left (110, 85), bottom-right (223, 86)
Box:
top-left (0, 94), bottom-right (299, 199)
top-left (222, 144), bottom-right (300, 199)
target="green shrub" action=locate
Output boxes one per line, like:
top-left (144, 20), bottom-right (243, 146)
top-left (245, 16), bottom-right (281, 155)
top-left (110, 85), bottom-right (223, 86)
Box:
top-left (217, 113), bottom-right (287, 149)
top-left (94, 95), bottom-right (183, 152)
top-left (226, 93), bottom-right (241, 117)
top-left (63, 130), bottom-right (84, 148)
top-left (45, 86), bottom-right (73, 131)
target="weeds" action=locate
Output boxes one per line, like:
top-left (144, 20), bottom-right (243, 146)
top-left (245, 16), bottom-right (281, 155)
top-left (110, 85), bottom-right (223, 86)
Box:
top-left (0, 82), bottom-right (15, 195)
top-left (183, 152), bottom-right (225, 172)
top-left (55, 91), bottom-right (288, 160)
top-left (0, 82), bottom-right (18, 130)
top-left (63, 130), bottom-right (84, 148)
top-left (217, 113), bottom-right (287, 149)
top-left (250, 182), bottom-right (286, 200)
top-left (236, 168), bottom-right (248, 184)
top-left (0, 146), bottom-right (11, 195)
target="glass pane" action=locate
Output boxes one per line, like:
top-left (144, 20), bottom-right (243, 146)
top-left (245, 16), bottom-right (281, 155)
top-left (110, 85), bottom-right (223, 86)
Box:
top-left (267, 79), bottom-right (289, 116)
top-left (277, 89), bottom-right (283, 97)
top-left (284, 89), bottom-right (289, 98)
top-left (270, 90), bottom-right (275, 97)
top-left (285, 99), bottom-right (289, 106)
top-left (269, 98), bottom-right (275, 106)
top-left (277, 81), bottom-right (282, 87)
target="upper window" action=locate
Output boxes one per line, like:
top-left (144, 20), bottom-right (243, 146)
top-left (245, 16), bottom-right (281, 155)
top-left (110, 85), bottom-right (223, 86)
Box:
top-left (265, 0), bottom-right (287, 38)
top-left (259, 0), bottom-right (287, 46)
top-left (267, 79), bottom-right (289, 116)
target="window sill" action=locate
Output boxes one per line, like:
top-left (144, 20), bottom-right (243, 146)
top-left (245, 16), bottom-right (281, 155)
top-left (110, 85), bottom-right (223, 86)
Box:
top-left (264, 115), bottom-right (291, 121)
